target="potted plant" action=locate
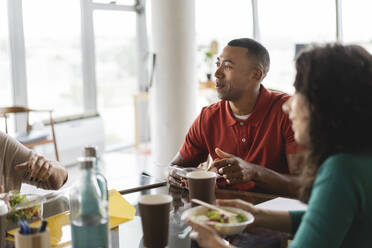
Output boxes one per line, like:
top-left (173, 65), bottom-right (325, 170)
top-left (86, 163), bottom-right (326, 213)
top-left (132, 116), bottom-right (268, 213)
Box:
top-left (203, 40), bottom-right (219, 82)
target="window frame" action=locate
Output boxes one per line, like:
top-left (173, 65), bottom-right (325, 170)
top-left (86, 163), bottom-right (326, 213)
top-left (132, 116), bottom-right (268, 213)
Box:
top-left (4, 0), bottom-right (348, 146)
top-left (6, 0), bottom-right (149, 149)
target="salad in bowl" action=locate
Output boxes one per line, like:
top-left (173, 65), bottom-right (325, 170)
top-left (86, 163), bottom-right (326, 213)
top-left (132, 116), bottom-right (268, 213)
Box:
top-left (181, 205), bottom-right (254, 236)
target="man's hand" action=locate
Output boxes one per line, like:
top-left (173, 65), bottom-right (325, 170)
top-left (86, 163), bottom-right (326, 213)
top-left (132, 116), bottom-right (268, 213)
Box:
top-left (167, 166), bottom-right (188, 189)
top-left (187, 219), bottom-right (230, 248)
top-left (211, 148), bottom-right (259, 185)
top-left (15, 154), bottom-right (53, 183)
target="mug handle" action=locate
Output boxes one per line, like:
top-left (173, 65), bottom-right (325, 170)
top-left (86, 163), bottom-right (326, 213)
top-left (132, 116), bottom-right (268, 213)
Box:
top-left (96, 172), bottom-right (108, 201)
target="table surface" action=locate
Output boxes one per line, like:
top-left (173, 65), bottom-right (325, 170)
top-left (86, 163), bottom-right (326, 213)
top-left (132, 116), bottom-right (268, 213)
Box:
top-left (12, 182), bottom-right (292, 248)
top-left (115, 185), bottom-right (297, 248)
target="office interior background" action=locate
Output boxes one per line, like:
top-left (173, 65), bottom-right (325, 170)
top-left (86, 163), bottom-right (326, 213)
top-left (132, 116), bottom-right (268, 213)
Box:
top-left (0, 0), bottom-right (371, 171)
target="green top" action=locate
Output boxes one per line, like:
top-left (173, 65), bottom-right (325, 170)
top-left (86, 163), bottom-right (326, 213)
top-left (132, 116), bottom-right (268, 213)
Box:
top-left (290, 153), bottom-right (372, 248)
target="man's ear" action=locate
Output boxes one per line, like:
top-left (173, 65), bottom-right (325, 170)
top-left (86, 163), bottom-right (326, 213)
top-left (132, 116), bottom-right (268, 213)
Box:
top-left (252, 68), bottom-right (264, 81)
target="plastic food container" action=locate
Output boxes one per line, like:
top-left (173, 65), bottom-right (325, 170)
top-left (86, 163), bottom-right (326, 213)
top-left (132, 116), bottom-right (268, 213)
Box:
top-left (7, 192), bottom-right (43, 230)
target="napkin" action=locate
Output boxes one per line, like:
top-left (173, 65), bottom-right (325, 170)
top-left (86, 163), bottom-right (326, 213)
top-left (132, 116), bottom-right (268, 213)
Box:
top-left (108, 189), bottom-right (136, 228)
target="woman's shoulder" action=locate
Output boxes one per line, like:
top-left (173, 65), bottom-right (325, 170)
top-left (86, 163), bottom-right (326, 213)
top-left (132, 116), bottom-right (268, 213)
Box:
top-left (320, 153), bottom-right (372, 176)
top-left (324, 153), bottom-right (372, 165)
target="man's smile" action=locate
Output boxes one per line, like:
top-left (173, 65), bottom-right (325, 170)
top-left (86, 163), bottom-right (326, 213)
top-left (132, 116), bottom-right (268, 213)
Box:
top-left (215, 80), bottom-right (226, 89)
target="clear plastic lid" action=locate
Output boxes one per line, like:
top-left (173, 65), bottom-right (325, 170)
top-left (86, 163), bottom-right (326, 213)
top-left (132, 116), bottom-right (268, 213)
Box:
top-left (10, 193), bottom-right (44, 211)
top-left (6, 193), bottom-right (43, 226)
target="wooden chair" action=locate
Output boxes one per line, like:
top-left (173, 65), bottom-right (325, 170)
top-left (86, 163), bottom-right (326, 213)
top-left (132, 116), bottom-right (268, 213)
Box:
top-left (0, 106), bottom-right (59, 161)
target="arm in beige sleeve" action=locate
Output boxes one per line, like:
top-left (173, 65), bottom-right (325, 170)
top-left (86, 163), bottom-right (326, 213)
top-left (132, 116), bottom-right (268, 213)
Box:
top-left (19, 155), bottom-right (68, 190)
top-left (0, 131), bottom-right (67, 191)
top-left (37, 160), bottom-right (68, 190)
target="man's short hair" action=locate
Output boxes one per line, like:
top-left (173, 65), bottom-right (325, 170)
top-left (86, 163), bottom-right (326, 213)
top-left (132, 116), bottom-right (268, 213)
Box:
top-left (228, 38), bottom-right (270, 76)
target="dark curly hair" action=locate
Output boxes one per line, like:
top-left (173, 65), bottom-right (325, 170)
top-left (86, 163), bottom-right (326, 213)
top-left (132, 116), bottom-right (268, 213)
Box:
top-left (294, 44), bottom-right (372, 202)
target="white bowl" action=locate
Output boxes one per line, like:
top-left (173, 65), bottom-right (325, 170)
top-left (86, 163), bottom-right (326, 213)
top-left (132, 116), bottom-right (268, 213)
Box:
top-left (181, 205), bottom-right (254, 236)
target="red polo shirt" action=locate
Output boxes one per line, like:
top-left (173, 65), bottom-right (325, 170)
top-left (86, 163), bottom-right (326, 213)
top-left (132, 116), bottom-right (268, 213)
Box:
top-left (180, 85), bottom-right (297, 190)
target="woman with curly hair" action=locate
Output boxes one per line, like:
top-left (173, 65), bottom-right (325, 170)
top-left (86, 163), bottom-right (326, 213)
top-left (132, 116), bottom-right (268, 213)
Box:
top-left (187, 43), bottom-right (372, 248)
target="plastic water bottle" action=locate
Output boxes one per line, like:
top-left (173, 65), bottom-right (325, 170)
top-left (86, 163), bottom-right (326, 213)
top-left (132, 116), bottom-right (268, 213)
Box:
top-left (69, 157), bottom-right (109, 248)
top-left (84, 146), bottom-right (108, 200)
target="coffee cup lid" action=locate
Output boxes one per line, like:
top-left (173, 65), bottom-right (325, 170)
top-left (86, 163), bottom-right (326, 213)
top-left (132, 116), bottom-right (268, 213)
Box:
top-left (0, 200), bottom-right (8, 215)
top-left (186, 171), bottom-right (217, 179)
top-left (139, 194), bottom-right (173, 205)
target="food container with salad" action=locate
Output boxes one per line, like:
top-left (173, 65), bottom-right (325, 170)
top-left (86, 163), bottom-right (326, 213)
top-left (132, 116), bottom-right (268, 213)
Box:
top-left (181, 205), bottom-right (254, 236)
top-left (6, 191), bottom-right (43, 230)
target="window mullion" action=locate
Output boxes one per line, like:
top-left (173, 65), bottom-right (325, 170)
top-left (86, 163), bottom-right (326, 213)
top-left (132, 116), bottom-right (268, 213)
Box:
top-left (251, 0), bottom-right (260, 41)
top-left (136, 0), bottom-right (149, 92)
top-left (335, 0), bottom-right (343, 42)
top-left (7, 0), bottom-right (28, 132)
top-left (81, 0), bottom-right (98, 114)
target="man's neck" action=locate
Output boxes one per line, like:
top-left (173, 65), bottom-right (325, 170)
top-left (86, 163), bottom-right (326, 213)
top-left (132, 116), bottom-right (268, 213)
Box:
top-left (229, 85), bottom-right (261, 116)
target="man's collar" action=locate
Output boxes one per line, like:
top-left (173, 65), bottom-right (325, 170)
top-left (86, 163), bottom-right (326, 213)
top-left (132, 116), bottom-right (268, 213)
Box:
top-left (225, 85), bottom-right (271, 126)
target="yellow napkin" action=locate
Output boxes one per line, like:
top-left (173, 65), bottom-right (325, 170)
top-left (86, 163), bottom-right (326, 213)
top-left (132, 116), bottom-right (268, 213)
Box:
top-left (8, 189), bottom-right (136, 247)
top-left (108, 189), bottom-right (136, 228)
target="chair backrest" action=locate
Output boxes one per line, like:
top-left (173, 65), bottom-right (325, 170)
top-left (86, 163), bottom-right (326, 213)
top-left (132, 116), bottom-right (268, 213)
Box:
top-left (0, 106), bottom-right (33, 133)
top-left (0, 106), bottom-right (31, 114)
top-left (0, 106), bottom-right (59, 160)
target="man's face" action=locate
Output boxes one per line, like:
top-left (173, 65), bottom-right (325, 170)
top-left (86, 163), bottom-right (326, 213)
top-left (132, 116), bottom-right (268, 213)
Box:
top-left (214, 46), bottom-right (259, 101)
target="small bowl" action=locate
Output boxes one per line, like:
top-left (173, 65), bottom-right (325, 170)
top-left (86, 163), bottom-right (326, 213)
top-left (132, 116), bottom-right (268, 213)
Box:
top-left (181, 205), bottom-right (254, 236)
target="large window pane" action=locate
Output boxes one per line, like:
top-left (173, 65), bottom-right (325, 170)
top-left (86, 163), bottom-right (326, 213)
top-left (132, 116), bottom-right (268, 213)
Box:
top-left (259, 0), bottom-right (336, 93)
top-left (342, 0), bottom-right (372, 53)
top-left (0, 0), bottom-right (12, 107)
top-left (196, 0), bottom-right (253, 82)
top-left (94, 11), bottom-right (138, 147)
top-left (23, 0), bottom-right (83, 117)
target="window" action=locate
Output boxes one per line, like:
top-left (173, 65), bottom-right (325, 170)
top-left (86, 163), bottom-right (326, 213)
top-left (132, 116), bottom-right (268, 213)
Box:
top-left (259, 0), bottom-right (336, 93)
top-left (94, 11), bottom-right (138, 147)
top-left (342, 0), bottom-right (372, 53)
top-left (0, 0), bottom-right (12, 107)
top-left (22, 0), bottom-right (84, 117)
top-left (195, 0), bottom-right (253, 82)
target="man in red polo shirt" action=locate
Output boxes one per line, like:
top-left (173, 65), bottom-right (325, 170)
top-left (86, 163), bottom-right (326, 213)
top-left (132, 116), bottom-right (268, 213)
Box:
top-left (169, 38), bottom-right (301, 197)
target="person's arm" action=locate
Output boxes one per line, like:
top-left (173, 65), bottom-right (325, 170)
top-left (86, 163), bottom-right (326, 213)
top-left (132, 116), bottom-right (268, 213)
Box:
top-left (187, 219), bottom-right (232, 248)
top-left (170, 108), bottom-right (209, 168)
top-left (168, 152), bottom-right (205, 188)
top-left (0, 131), bottom-right (67, 191)
top-left (253, 153), bottom-right (301, 197)
top-left (212, 148), bottom-right (301, 197)
top-left (217, 199), bottom-right (293, 233)
top-left (169, 152), bottom-right (200, 167)
top-left (16, 155), bottom-right (68, 190)
top-left (168, 110), bottom-right (209, 188)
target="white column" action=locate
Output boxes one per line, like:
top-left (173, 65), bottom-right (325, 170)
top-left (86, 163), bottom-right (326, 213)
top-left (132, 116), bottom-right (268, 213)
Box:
top-left (150, 0), bottom-right (197, 177)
